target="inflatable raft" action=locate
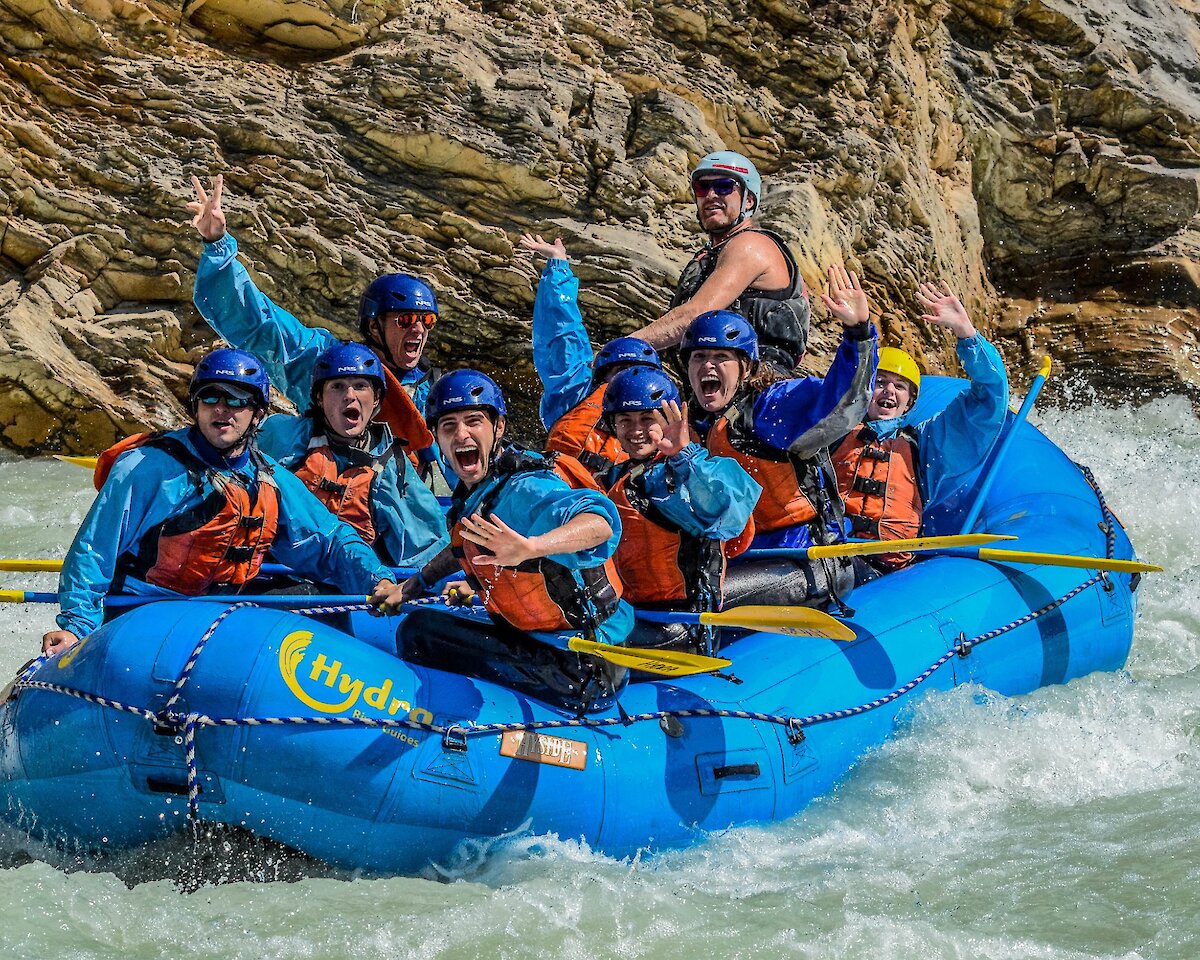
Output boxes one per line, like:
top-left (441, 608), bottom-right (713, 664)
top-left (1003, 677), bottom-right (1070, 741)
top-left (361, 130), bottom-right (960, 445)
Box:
top-left (0, 377), bottom-right (1141, 875)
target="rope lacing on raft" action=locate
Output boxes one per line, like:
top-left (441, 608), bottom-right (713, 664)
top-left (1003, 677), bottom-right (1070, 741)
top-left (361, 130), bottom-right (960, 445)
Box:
top-left (8, 469), bottom-right (1122, 821)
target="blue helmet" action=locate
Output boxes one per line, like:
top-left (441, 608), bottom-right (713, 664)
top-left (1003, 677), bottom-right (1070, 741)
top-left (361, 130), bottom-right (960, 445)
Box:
top-left (593, 336), bottom-right (661, 383)
top-left (358, 273), bottom-right (439, 338)
top-left (602, 367), bottom-right (680, 415)
top-left (189, 348), bottom-right (270, 408)
top-left (425, 369), bottom-right (507, 427)
top-left (680, 310), bottom-right (760, 364)
top-left (311, 342), bottom-right (387, 404)
top-left (692, 150), bottom-right (762, 218)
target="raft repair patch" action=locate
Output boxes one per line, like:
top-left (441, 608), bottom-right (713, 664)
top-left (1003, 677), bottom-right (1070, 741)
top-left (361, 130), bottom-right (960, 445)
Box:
top-left (500, 731), bottom-right (587, 771)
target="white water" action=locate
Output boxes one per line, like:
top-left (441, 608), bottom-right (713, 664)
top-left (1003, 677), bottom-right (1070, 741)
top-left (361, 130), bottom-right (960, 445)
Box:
top-left (0, 398), bottom-right (1196, 960)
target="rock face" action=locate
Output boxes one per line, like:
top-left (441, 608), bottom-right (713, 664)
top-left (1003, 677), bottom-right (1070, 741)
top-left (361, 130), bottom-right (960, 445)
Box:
top-left (0, 0), bottom-right (1197, 454)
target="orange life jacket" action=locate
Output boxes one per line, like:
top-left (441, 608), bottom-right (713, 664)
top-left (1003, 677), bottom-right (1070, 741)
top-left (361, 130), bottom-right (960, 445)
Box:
top-left (545, 383), bottom-right (628, 478)
top-left (104, 433), bottom-right (280, 594)
top-left (378, 359), bottom-right (436, 474)
top-left (448, 446), bottom-right (622, 633)
top-left (702, 393), bottom-right (844, 543)
top-left (607, 460), bottom-right (746, 607)
top-left (831, 423), bottom-right (923, 569)
top-left (290, 433), bottom-right (398, 546)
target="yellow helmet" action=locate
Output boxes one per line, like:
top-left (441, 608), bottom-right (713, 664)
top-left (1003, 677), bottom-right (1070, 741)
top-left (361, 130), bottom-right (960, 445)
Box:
top-left (877, 347), bottom-right (921, 394)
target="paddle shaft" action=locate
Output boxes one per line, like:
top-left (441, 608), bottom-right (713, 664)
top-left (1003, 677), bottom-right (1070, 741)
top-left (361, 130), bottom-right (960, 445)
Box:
top-left (958, 356), bottom-right (1052, 535)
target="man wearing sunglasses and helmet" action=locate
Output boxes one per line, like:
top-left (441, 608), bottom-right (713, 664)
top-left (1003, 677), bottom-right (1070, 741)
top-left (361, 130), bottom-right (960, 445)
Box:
top-left (43, 348), bottom-right (399, 657)
top-left (187, 175), bottom-right (445, 485)
top-left (628, 150), bottom-right (810, 376)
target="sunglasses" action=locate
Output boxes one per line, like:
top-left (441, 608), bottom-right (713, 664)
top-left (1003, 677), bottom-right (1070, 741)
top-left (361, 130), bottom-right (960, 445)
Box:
top-left (384, 311), bottom-right (438, 330)
top-left (692, 177), bottom-right (740, 198)
top-left (197, 391), bottom-right (253, 409)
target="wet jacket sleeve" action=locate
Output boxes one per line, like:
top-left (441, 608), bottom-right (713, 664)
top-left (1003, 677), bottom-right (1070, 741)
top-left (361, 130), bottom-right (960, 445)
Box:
top-left (490, 472), bottom-right (621, 571)
top-left (532, 258), bottom-right (595, 430)
top-left (55, 449), bottom-right (184, 638)
top-left (753, 324), bottom-right (877, 458)
top-left (268, 467), bottom-right (394, 591)
top-left (640, 444), bottom-right (761, 539)
top-left (193, 232), bottom-right (336, 410)
top-left (917, 335), bottom-right (1010, 507)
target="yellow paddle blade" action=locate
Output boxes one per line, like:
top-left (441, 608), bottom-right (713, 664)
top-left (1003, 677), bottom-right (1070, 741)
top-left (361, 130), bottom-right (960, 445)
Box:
top-left (699, 605), bottom-right (857, 641)
top-left (568, 637), bottom-right (732, 677)
top-left (975, 549), bottom-right (1162, 574)
top-left (0, 559), bottom-right (63, 573)
top-left (807, 533), bottom-right (1018, 561)
top-left (53, 455), bottom-right (97, 469)
top-left (0, 591), bottom-right (31, 603)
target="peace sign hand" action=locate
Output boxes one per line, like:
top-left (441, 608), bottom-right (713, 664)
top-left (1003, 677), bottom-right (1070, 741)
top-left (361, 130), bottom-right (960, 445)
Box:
top-left (187, 174), bottom-right (227, 242)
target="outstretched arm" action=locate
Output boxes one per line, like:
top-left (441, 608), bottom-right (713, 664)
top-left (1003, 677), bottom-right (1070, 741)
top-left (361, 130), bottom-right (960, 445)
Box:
top-left (521, 232), bottom-right (596, 428)
top-left (630, 231), bottom-right (782, 349)
top-left (458, 511), bottom-right (613, 568)
top-left (190, 175), bottom-right (335, 408)
top-left (915, 283), bottom-right (1008, 506)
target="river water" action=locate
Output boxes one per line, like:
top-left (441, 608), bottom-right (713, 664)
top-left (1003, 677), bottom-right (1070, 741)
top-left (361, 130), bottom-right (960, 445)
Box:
top-left (0, 397), bottom-right (1195, 960)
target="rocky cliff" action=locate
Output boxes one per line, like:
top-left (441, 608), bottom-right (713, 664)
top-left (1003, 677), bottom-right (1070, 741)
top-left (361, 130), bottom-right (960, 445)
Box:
top-left (0, 0), bottom-right (1197, 454)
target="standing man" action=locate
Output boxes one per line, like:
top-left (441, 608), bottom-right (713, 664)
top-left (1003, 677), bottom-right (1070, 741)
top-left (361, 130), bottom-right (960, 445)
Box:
top-left (187, 175), bottom-right (442, 481)
top-left (628, 151), bottom-right (810, 374)
top-left (44, 349), bottom-right (397, 656)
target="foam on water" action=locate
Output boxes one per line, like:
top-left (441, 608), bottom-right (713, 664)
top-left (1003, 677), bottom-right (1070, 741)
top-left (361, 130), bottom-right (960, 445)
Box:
top-left (0, 398), bottom-right (1197, 960)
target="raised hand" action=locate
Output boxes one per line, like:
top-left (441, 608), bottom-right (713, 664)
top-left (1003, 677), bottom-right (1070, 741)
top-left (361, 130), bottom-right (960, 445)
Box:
top-left (459, 512), bottom-right (538, 567)
top-left (649, 399), bottom-right (691, 458)
top-left (188, 174), bottom-right (227, 243)
top-left (916, 281), bottom-right (976, 339)
top-left (518, 232), bottom-right (569, 261)
top-left (819, 263), bottom-right (871, 326)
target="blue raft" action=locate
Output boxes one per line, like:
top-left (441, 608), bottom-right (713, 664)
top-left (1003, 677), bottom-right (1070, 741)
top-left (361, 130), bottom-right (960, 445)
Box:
top-left (0, 378), bottom-right (1140, 875)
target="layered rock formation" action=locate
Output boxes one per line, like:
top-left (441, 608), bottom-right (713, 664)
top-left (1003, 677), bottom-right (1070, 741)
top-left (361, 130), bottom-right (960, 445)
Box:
top-left (0, 0), bottom-right (1197, 454)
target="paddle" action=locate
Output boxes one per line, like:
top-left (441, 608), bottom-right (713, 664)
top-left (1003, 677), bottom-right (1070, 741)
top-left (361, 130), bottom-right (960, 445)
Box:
top-left (567, 636), bottom-right (732, 677)
top-left (635, 604), bottom-right (856, 640)
top-left (936, 548), bottom-right (1162, 574)
top-left (0, 558), bottom-right (416, 579)
top-left (0, 591), bottom-right (378, 607)
top-left (53, 455), bottom-right (97, 469)
top-left (958, 355), bottom-right (1052, 535)
top-left (742, 532), bottom-right (1016, 562)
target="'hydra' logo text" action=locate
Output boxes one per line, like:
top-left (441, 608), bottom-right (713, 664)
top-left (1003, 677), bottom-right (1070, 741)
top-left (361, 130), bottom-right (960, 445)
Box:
top-left (278, 630), bottom-right (433, 725)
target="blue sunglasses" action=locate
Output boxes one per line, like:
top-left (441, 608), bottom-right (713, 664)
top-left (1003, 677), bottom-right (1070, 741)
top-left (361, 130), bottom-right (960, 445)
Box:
top-left (197, 391), bottom-right (253, 410)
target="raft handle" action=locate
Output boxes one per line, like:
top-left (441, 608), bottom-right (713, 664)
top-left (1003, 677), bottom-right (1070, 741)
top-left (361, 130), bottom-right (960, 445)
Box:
top-left (954, 633), bottom-right (973, 658)
top-left (785, 719), bottom-right (806, 745)
top-left (712, 762), bottom-right (761, 781)
top-left (146, 777), bottom-right (197, 797)
top-left (442, 725), bottom-right (468, 753)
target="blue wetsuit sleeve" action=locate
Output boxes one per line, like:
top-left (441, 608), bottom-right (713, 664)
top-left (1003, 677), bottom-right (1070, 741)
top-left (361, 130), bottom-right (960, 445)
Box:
top-left (918, 335), bottom-right (1010, 506)
top-left (753, 325), bottom-right (877, 457)
top-left (193, 232), bottom-right (336, 409)
top-left (641, 444), bottom-right (761, 539)
top-left (532, 259), bottom-right (595, 429)
top-left (490, 473), bottom-right (621, 570)
top-left (268, 468), bottom-right (394, 591)
top-left (55, 450), bottom-right (175, 638)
